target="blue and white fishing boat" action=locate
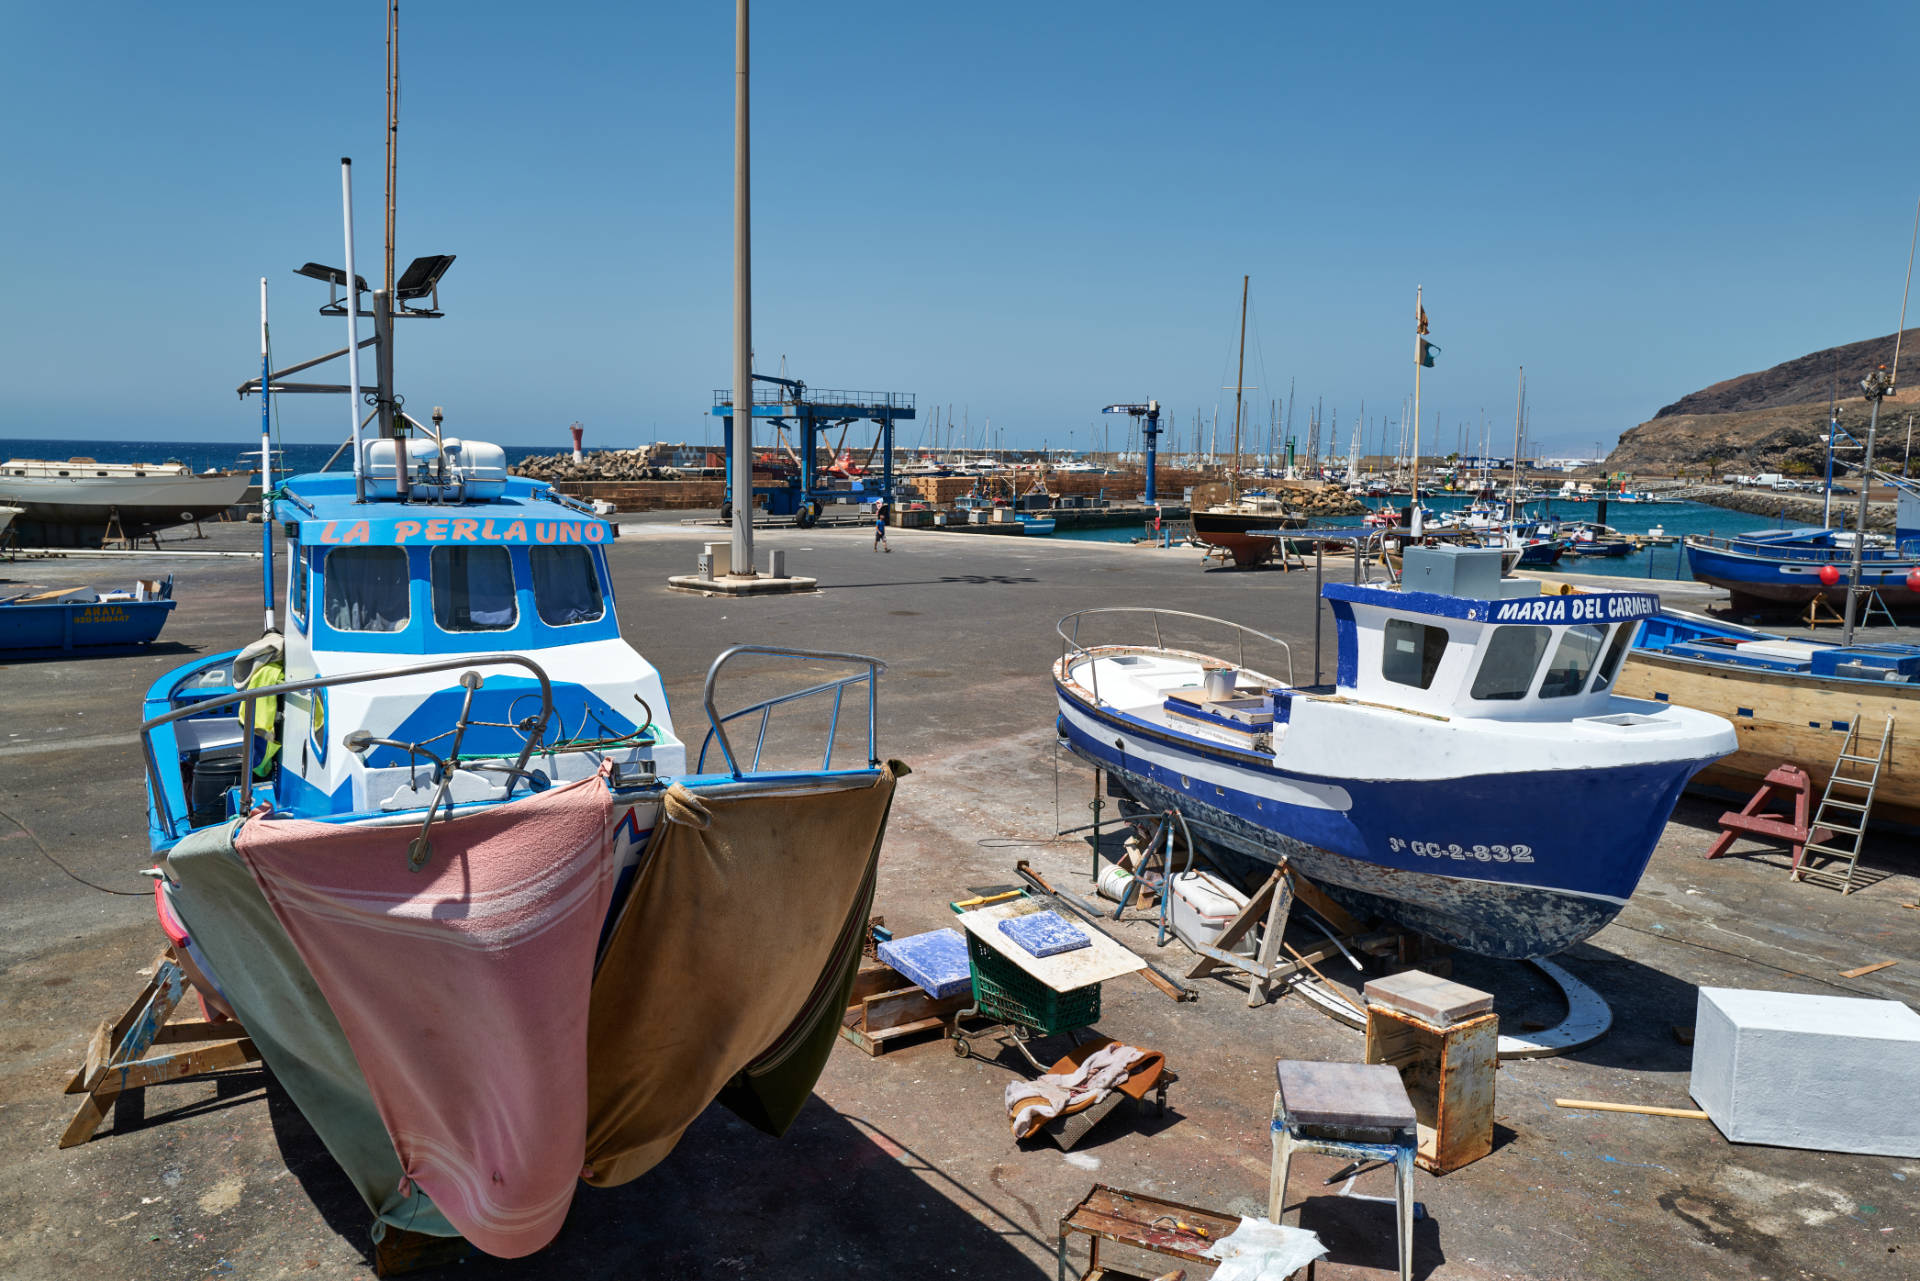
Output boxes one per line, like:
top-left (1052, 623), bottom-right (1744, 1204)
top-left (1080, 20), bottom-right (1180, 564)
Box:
top-left (119, 143), bottom-right (900, 1260)
top-left (1053, 546), bottom-right (1736, 958)
top-left (1685, 515), bottom-right (1920, 612)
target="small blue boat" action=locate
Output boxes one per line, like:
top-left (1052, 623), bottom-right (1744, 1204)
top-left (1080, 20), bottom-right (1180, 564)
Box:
top-left (0, 577), bottom-right (175, 650)
top-left (1016, 514), bottom-right (1056, 535)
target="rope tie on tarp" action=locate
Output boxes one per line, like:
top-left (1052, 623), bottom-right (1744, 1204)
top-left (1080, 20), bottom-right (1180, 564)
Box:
top-left (660, 784), bottom-right (713, 831)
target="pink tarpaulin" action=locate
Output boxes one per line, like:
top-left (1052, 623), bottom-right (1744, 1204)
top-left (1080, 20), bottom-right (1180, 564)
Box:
top-left (237, 774), bottom-right (614, 1258)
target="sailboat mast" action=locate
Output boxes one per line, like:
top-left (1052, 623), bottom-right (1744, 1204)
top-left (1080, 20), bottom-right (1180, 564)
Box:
top-left (375, 0), bottom-right (399, 446)
top-left (1509, 367), bottom-right (1524, 524)
top-left (1231, 274), bottom-right (1248, 491)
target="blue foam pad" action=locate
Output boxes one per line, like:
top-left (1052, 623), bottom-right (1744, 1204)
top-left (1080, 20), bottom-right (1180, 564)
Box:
top-left (877, 928), bottom-right (973, 1000)
top-left (998, 910), bottom-right (1091, 958)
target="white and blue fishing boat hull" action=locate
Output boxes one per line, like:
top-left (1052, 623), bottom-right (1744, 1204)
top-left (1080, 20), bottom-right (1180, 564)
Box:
top-left (1053, 571), bottom-right (1735, 959)
top-left (1055, 686), bottom-right (1712, 957)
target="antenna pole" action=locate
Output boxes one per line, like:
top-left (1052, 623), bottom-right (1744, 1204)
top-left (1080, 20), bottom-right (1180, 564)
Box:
top-left (1412, 285), bottom-right (1424, 534)
top-left (342, 159), bottom-right (366, 504)
top-left (1231, 274), bottom-right (1248, 495)
top-left (1892, 195), bottom-right (1918, 392)
top-left (728, 0), bottom-right (755, 575)
top-left (260, 277), bottom-right (275, 631)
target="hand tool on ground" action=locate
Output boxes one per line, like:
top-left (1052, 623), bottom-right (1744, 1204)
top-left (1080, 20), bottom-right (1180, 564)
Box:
top-left (1014, 860), bottom-right (1197, 1002)
top-left (951, 888), bottom-right (1024, 910)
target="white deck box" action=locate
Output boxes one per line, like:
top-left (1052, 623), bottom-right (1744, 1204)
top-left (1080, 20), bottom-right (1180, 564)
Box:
top-left (1689, 987), bottom-right (1920, 1157)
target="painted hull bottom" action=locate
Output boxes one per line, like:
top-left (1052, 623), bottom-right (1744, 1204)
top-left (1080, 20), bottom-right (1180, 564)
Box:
top-left (1102, 766), bottom-right (1618, 960)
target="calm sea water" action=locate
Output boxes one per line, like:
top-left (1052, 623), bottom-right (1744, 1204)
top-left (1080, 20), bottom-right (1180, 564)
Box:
top-left (0, 437), bottom-right (553, 479)
top-left (1054, 491), bottom-right (1798, 580)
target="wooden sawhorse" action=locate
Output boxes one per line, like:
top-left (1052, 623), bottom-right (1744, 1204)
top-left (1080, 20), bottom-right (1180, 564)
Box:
top-left (60, 949), bottom-right (260, 1148)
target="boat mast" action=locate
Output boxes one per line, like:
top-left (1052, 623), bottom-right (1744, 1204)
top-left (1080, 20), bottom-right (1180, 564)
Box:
top-left (1509, 367), bottom-right (1524, 526)
top-left (259, 278), bottom-right (274, 632)
top-left (1842, 195), bottom-right (1919, 643)
top-left (341, 159), bottom-right (367, 504)
top-left (1411, 285), bottom-right (1423, 532)
top-left (1231, 274), bottom-right (1248, 498)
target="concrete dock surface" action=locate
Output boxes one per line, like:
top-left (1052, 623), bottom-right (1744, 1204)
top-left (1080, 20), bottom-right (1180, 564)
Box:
top-left (2, 519), bottom-right (1917, 1280)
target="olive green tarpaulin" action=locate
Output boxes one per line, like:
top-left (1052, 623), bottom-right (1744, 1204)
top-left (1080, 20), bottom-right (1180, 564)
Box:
top-left (582, 762), bottom-right (906, 1187)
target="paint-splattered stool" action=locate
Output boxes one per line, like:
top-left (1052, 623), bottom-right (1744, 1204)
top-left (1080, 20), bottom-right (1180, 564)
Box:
top-left (1269, 1059), bottom-right (1417, 1281)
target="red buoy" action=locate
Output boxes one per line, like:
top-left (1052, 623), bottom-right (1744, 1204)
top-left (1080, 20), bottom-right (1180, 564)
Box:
top-left (1907, 568), bottom-right (1920, 592)
top-left (1818, 564), bottom-right (1841, 587)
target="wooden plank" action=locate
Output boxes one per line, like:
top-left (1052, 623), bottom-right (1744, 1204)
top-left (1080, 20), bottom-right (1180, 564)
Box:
top-left (1553, 1098), bottom-right (1710, 1119)
top-left (372, 1225), bottom-right (470, 1276)
top-left (848, 961), bottom-right (909, 1005)
top-left (1840, 959), bottom-right (1898, 979)
top-left (1289, 870), bottom-right (1364, 936)
top-left (860, 987), bottom-right (968, 1032)
top-left (70, 1020), bottom-right (116, 1095)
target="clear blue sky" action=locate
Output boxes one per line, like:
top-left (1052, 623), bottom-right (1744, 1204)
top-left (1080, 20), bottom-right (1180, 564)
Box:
top-left (3, 1), bottom-right (1915, 456)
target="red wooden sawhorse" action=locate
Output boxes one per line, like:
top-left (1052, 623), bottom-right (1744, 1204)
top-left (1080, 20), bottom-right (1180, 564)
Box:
top-left (1706, 764), bottom-right (1825, 862)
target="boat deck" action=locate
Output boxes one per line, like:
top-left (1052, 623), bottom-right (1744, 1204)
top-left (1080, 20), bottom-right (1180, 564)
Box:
top-left (4, 518), bottom-right (1919, 1280)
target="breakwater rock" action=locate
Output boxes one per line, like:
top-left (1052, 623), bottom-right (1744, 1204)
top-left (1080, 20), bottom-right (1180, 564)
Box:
top-left (512, 450), bottom-right (693, 482)
top-left (1688, 486), bottom-right (1895, 532)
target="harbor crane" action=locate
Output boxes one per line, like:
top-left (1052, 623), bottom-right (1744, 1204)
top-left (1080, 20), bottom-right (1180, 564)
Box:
top-left (1102, 400), bottom-right (1162, 503)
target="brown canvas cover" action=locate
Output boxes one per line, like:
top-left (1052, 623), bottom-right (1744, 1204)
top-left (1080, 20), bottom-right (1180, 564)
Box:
top-left (582, 762), bottom-right (905, 1187)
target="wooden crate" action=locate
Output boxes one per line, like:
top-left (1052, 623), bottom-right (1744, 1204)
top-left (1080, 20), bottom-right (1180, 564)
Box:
top-left (1364, 1006), bottom-right (1497, 1174)
top-left (838, 961), bottom-right (970, 1056)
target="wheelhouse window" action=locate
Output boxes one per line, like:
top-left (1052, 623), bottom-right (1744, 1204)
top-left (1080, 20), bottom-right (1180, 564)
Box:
top-left (1540, 624), bottom-right (1607, 698)
top-left (323, 546), bottom-right (410, 633)
top-left (1381, 619), bottom-right (1449, 690)
top-left (1590, 622), bottom-right (1634, 691)
top-left (1470, 625), bottom-right (1550, 701)
top-left (288, 542), bottom-right (308, 629)
top-left (530, 546), bottom-right (605, 625)
top-left (432, 545), bottom-right (517, 632)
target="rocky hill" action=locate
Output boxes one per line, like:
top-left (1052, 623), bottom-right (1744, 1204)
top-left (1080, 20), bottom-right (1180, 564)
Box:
top-left (1607, 330), bottom-right (1920, 473)
top-left (1654, 328), bottom-right (1919, 418)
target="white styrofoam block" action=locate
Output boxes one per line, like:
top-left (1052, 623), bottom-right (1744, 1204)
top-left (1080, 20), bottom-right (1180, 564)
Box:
top-left (1690, 987), bottom-right (1920, 1157)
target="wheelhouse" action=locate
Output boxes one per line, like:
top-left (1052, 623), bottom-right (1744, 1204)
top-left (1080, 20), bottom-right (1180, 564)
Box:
top-left (1323, 578), bottom-right (1660, 723)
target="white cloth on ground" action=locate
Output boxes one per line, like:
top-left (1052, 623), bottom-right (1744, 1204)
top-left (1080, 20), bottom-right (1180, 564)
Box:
top-left (1005, 1042), bottom-right (1145, 1137)
top-left (1201, 1216), bottom-right (1328, 1281)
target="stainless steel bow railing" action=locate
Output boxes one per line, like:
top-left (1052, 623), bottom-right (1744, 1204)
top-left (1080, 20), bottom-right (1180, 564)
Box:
top-left (1055, 607), bottom-right (1295, 708)
top-left (695, 645), bottom-right (886, 777)
top-left (142, 653), bottom-right (555, 840)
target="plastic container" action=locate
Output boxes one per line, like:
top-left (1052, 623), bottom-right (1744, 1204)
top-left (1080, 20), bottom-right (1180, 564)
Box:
top-left (1170, 870), bottom-right (1256, 956)
top-left (964, 932), bottom-right (1101, 1035)
top-left (1203, 667), bottom-right (1237, 701)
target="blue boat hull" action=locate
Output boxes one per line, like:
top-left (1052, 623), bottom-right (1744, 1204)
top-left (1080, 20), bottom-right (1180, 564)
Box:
top-left (0, 598), bottom-right (176, 650)
top-left (1686, 539), bottom-right (1920, 609)
top-left (1058, 690), bottom-right (1704, 958)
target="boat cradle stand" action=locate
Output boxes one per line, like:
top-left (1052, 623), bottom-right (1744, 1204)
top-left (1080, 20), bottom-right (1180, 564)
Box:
top-left (58, 949), bottom-right (468, 1275)
top-left (59, 948), bottom-right (261, 1150)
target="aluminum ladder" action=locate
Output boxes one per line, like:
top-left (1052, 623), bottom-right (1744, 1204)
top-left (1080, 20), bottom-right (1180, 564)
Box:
top-left (1793, 714), bottom-right (1894, 894)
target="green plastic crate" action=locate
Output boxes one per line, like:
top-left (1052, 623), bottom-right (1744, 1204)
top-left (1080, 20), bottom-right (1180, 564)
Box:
top-left (963, 931), bottom-right (1101, 1035)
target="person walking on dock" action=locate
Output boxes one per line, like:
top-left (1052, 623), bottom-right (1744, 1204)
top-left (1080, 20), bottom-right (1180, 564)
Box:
top-left (873, 506), bottom-right (891, 552)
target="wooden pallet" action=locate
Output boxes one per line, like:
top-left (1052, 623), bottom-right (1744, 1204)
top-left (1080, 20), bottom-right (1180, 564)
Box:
top-left (838, 961), bottom-right (972, 1056)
